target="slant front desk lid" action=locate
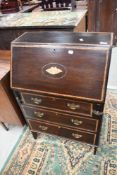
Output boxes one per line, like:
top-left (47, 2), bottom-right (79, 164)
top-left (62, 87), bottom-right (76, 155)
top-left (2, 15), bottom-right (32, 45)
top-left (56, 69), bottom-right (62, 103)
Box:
top-left (11, 32), bottom-right (113, 102)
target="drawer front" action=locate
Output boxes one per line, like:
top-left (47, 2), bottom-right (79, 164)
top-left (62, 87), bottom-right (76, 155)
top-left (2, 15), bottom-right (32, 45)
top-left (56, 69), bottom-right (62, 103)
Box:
top-left (23, 106), bottom-right (98, 132)
top-left (28, 119), bottom-right (96, 145)
top-left (21, 92), bottom-right (92, 116)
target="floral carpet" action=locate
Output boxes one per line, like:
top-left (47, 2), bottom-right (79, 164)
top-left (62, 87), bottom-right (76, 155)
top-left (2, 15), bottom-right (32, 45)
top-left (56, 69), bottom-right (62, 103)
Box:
top-left (1, 90), bottom-right (117, 175)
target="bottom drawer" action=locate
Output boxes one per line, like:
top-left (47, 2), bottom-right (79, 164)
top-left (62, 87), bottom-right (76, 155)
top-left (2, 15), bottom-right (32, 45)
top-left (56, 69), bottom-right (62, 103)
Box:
top-left (28, 119), bottom-right (96, 145)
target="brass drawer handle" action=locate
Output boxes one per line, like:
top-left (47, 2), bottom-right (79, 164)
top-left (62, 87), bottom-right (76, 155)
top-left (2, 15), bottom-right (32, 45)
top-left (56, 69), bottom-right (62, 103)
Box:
top-left (67, 103), bottom-right (80, 110)
top-left (39, 125), bottom-right (48, 131)
top-left (31, 97), bottom-right (42, 105)
top-left (34, 111), bottom-right (44, 118)
top-left (71, 119), bottom-right (83, 126)
top-left (72, 133), bottom-right (82, 139)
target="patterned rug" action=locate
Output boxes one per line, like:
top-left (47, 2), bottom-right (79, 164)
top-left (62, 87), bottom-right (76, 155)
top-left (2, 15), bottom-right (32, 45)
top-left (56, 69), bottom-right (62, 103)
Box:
top-left (1, 90), bottom-right (117, 175)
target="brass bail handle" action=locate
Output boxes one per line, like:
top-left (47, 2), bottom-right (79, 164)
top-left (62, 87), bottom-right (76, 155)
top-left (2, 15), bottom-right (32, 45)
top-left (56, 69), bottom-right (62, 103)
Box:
top-left (39, 125), bottom-right (48, 131)
top-left (71, 119), bottom-right (83, 125)
top-left (72, 133), bottom-right (82, 139)
top-left (67, 103), bottom-right (80, 110)
top-left (31, 97), bottom-right (42, 105)
top-left (34, 111), bottom-right (44, 118)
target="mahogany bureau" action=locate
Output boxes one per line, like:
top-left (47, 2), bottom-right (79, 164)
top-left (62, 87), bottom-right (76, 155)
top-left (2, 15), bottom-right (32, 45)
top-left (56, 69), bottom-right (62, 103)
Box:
top-left (11, 32), bottom-right (113, 151)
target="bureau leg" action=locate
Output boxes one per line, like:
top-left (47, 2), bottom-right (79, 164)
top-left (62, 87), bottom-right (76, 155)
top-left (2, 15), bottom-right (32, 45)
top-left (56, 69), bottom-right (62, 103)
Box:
top-left (32, 132), bottom-right (38, 139)
top-left (1, 122), bottom-right (9, 131)
top-left (94, 147), bottom-right (97, 155)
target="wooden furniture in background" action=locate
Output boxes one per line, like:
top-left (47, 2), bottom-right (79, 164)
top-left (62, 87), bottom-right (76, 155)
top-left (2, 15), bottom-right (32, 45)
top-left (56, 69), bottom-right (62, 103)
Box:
top-left (0, 0), bottom-right (21, 14)
top-left (19, 3), bottom-right (40, 12)
top-left (0, 50), bottom-right (25, 128)
top-left (0, 10), bottom-right (87, 50)
top-left (0, 0), bottom-right (39, 14)
top-left (88, 0), bottom-right (117, 44)
top-left (39, 0), bottom-right (76, 11)
top-left (11, 32), bottom-right (113, 152)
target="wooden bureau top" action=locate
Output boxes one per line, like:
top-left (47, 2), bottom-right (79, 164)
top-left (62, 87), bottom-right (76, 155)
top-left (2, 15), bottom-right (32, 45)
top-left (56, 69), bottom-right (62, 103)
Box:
top-left (11, 32), bottom-right (113, 102)
top-left (12, 32), bottom-right (113, 46)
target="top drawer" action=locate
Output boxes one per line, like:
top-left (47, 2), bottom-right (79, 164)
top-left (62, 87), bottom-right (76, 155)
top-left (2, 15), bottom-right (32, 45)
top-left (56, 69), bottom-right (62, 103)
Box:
top-left (21, 92), bottom-right (92, 116)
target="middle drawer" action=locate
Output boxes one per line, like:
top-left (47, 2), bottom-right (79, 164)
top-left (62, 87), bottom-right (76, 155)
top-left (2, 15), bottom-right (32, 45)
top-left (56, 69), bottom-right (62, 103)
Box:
top-left (22, 105), bottom-right (98, 132)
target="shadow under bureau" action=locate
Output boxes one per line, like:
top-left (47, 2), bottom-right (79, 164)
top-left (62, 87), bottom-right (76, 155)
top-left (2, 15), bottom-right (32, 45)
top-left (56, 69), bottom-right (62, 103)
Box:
top-left (11, 32), bottom-right (113, 152)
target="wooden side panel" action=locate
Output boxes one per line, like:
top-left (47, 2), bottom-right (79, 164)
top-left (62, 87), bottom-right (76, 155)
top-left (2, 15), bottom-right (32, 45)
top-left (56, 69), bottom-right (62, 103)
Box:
top-left (88, 0), bottom-right (97, 31)
top-left (96, 0), bottom-right (114, 32)
top-left (0, 72), bottom-right (25, 126)
top-left (88, 0), bottom-right (116, 43)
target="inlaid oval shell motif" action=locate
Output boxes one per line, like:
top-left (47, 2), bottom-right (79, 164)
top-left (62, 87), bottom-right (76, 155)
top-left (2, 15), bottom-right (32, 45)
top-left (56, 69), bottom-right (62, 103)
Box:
top-left (42, 63), bottom-right (67, 79)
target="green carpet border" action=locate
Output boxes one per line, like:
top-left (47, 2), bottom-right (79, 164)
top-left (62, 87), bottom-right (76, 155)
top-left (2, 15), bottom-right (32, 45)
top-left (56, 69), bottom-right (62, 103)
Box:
top-left (0, 125), bottom-right (27, 174)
